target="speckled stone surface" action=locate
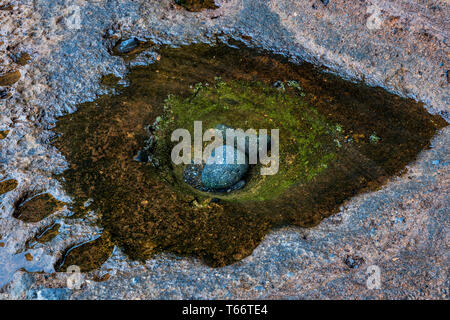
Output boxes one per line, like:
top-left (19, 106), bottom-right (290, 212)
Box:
top-left (0, 0), bottom-right (448, 299)
top-left (201, 145), bottom-right (249, 190)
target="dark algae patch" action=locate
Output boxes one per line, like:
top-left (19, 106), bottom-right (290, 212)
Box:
top-left (26, 223), bottom-right (61, 249)
top-left (0, 70), bottom-right (20, 86)
top-left (0, 179), bottom-right (17, 196)
top-left (13, 193), bottom-right (65, 223)
top-left (13, 52), bottom-right (31, 66)
top-left (56, 236), bottom-right (114, 272)
top-left (54, 43), bottom-right (446, 268)
top-left (100, 74), bottom-right (121, 87)
top-left (175, 0), bottom-right (218, 12)
top-left (0, 130), bottom-right (9, 139)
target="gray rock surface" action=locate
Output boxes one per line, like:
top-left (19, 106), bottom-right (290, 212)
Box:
top-left (26, 287), bottom-right (72, 300)
top-left (0, 0), bottom-right (448, 300)
top-left (201, 145), bottom-right (248, 190)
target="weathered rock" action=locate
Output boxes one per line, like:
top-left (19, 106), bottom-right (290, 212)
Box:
top-left (26, 288), bottom-right (72, 300)
top-left (0, 89), bottom-right (10, 99)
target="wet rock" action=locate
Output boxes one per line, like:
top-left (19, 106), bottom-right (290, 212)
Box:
top-left (228, 179), bottom-right (245, 192)
top-left (0, 70), bottom-right (20, 86)
top-left (201, 145), bottom-right (249, 190)
top-left (112, 38), bottom-right (140, 55)
top-left (112, 38), bottom-right (153, 57)
top-left (184, 163), bottom-right (246, 193)
top-left (272, 80), bottom-right (285, 90)
top-left (134, 134), bottom-right (158, 165)
top-left (209, 197), bottom-right (221, 204)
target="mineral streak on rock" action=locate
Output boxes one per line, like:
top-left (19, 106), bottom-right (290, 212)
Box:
top-left (12, 193), bottom-right (65, 223)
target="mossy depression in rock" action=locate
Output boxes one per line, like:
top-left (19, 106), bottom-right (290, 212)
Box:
top-left (54, 43), bottom-right (446, 268)
top-left (151, 79), bottom-right (337, 201)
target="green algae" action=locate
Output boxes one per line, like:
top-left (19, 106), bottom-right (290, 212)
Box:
top-left (53, 42), bottom-right (447, 268)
